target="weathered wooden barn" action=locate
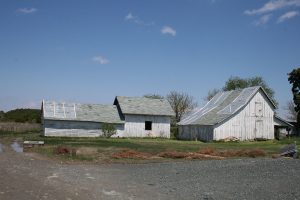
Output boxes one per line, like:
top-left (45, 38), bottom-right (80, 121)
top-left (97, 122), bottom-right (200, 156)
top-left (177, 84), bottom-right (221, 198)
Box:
top-left (178, 86), bottom-right (287, 141)
top-left (42, 96), bottom-right (174, 138)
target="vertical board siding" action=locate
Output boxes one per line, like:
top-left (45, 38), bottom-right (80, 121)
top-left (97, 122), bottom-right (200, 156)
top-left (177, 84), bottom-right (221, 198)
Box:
top-left (214, 90), bottom-right (274, 141)
top-left (44, 120), bottom-right (124, 137)
top-left (124, 115), bottom-right (171, 138)
top-left (178, 125), bottom-right (213, 141)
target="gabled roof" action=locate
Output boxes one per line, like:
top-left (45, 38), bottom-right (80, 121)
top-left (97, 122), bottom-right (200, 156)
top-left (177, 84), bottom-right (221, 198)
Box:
top-left (114, 96), bottom-right (175, 116)
top-left (42, 100), bottom-right (124, 124)
top-left (178, 86), bottom-right (275, 126)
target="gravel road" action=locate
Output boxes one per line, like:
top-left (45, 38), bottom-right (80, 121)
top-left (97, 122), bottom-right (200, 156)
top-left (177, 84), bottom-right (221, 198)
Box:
top-left (0, 140), bottom-right (300, 200)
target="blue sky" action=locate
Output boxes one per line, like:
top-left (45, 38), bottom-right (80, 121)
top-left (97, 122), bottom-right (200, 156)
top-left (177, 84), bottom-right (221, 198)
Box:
top-left (0, 0), bottom-right (299, 118)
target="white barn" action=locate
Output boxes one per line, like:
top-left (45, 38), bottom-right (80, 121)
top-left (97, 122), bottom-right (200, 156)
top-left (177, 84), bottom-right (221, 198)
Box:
top-left (178, 86), bottom-right (289, 141)
top-left (42, 96), bottom-right (175, 138)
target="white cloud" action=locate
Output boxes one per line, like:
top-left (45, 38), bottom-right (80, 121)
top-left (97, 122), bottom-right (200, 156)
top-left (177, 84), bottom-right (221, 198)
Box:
top-left (161, 26), bottom-right (176, 36)
top-left (125, 12), bottom-right (136, 21)
top-left (254, 14), bottom-right (272, 25)
top-left (92, 55), bottom-right (109, 65)
top-left (277, 10), bottom-right (299, 22)
top-left (16, 7), bottom-right (37, 14)
top-left (245, 0), bottom-right (300, 15)
top-left (124, 12), bottom-right (154, 26)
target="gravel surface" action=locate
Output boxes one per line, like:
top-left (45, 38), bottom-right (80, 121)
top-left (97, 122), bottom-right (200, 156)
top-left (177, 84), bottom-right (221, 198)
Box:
top-left (0, 140), bottom-right (300, 200)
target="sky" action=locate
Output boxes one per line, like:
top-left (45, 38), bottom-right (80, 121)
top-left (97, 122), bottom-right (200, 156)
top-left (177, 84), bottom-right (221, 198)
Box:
top-left (0, 0), bottom-right (299, 118)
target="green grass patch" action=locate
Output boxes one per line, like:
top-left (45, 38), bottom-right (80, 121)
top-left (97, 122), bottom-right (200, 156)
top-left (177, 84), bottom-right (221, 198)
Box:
top-left (2, 131), bottom-right (300, 162)
top-left (20, 132), bottom-right (300, 153)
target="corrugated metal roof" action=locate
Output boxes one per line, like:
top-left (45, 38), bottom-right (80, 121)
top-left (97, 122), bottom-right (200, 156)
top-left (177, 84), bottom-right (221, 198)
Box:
top-left (178, 86), bottom-right (271, 126)
top-left (115, 96), bottom-right (175, 116)
top-left (43, 100), bottom-right (124, 124)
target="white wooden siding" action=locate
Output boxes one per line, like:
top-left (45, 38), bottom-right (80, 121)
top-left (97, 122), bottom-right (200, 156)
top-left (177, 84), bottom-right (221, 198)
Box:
top-left (44, 120), bottom-right (124, 137)
top-left (214, 90), bottom-right (274, 140)
top-left (124, 115), bottom-right (171, 138)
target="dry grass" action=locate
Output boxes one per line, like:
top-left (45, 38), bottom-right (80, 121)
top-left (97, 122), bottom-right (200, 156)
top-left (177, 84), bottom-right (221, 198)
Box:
top-left (158, 151), bottom-right (224, 160)
top-left (0, 122), bottom-right (41, 132)
top-left (76, 147), bottom-right (98, 156)
top-left (216, 149), bottom-right (266, 158)
top-left (105, 145), bottom-right (268, 161)
top-left (112, 149), bottom-right (153, 159)
top-left (197, 146), bottom-right (266, 158)
top-left (198, 146), bottom-right (215, 155)
top-left (157, 147), bottom-right (266, 160)
top-left (158, 151), bottom-right (188, 159)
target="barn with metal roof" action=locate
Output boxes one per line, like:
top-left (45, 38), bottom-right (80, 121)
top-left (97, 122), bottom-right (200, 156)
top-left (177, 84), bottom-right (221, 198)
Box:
top-left (114, 96), bottom-right (175, 137)
top-left (178, 86), bottom-right (280, 141)
top-left (42, 96), bottom-right (175, 137)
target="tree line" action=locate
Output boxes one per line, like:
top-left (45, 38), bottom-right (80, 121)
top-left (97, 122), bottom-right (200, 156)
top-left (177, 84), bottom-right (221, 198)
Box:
top-left (0, 109), bottom-right (41, 123)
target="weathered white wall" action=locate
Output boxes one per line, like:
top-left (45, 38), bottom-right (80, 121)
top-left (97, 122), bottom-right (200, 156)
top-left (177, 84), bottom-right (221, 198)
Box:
top-left (44, 120), bottom-right (124, 137)
top-left (178, 125), bottom-right (214, 141)
top-left (123, 114), bottom-right (171, 138)
top-left (214, 90), bottom-right (275, 141)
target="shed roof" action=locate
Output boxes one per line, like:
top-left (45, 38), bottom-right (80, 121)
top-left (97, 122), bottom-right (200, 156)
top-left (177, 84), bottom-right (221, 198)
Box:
top-left (42, 100), bottom-right (124, 124)
top-left (114, 96), bottom-right (175, 116)
top-left (274, 115), bottom-right (294, 127)
top-left (178, 86), bottom-right (275, 126)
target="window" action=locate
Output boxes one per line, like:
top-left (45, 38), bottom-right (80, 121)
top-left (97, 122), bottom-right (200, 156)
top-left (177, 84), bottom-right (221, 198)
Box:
top-left (145, 121), bottom-right (152, 130)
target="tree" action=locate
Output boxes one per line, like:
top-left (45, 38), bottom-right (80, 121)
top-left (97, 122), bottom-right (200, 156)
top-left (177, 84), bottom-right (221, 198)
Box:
top-left (0, 111), bottom-right (4, 120)
top-left (205, 76), bottom-right (278, 107)
top-left (143, 94), bottom-right (164, 99)
top-left (288, 68), bottom-right (300, 128)
top-left (284, 100), bottom-right (297, 121)
top-left (223, 76), bottom-right (248, 91)
top-left (166, 91), bottom-right (197, 124)
top-left (204, 88), bottom-right (220, 101)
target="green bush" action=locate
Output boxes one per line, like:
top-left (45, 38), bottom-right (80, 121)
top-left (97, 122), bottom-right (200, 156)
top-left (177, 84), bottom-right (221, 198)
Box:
top-left (102, 123), bottom-right (116, 138)
top-left (171, 126), bottom-right (178, 139)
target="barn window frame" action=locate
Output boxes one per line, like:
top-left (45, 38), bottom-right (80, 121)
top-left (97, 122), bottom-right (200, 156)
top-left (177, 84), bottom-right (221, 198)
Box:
top-left (145, 121), bottom-right (152, 130)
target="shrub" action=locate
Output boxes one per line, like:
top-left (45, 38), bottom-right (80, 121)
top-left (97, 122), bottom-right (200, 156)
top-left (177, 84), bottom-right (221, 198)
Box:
top-left (170, 126), bottom-right (178, 139)
top-left (102, 123), bottom-right (116, 138)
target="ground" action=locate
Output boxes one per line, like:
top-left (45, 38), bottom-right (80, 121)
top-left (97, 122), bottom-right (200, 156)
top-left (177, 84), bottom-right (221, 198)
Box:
top-left (1, 136), bottom-right (300, 200)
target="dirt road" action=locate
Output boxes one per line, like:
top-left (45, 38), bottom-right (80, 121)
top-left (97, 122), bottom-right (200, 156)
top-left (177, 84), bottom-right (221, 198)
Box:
top-left (0, 140), bottom-right (300, 200)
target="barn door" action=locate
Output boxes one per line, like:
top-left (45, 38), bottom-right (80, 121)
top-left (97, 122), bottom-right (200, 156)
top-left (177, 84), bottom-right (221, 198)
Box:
top-left (255, 120), bottom-right (263, 138)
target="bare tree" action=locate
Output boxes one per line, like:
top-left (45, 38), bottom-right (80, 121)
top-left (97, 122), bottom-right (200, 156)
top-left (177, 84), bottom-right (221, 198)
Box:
top-left (284, 100), bottom-right (297, 121)
top-left (166, 91), bottom-right (197, 123)
top-left (204, 88), bottom-right (220, 101)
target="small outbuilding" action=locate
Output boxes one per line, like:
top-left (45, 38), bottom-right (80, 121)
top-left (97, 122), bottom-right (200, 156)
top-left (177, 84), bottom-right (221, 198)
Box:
top-left (42, 96), bottom-right (175, 138)
top-left (274, 115), bottom-right (295, 139)
top-left (178, 86), bottom-right (280, 141)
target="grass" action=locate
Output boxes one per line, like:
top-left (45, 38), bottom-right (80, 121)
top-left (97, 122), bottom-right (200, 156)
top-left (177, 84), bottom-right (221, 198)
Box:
top-left (1, 131), bottom-right (299, 163)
